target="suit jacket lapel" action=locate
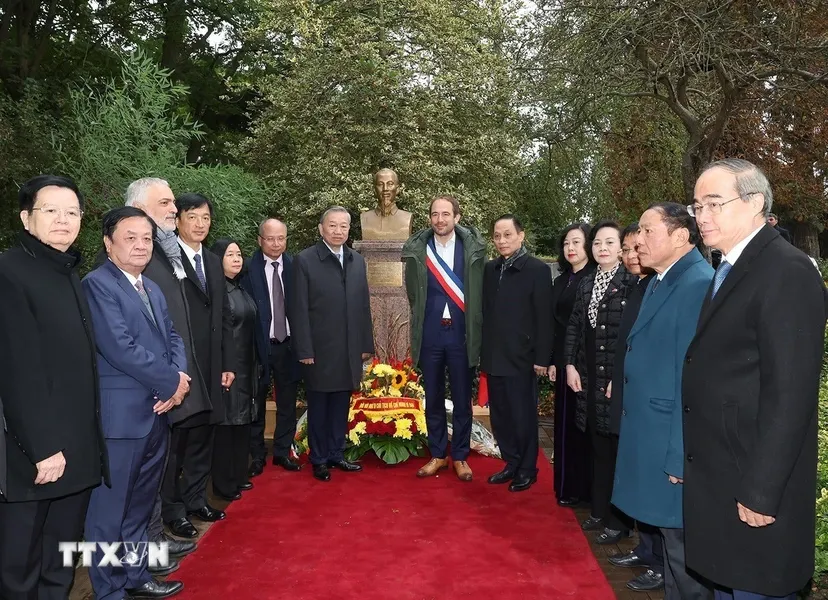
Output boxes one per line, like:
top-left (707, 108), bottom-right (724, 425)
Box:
top-left (144, 281), bottom-right (170, 348)
top-left (108, 262), bottom-right (161, 332)
top-left (694, 226), bottom-right (777, 338)
top-left (629, 249), bottom-right (704, 338)
top-left (251, 252), bottom-right (272, 323)
top-left (179, 245), bottom-right (209, 299)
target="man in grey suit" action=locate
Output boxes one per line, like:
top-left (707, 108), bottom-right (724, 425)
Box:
top-left (0, 396), bottom-right (5, 498)
top-left (289, 206), bottom-right (374, 482)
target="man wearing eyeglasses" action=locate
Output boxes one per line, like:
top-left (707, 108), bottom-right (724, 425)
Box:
top-left (241, 218), bottom-right (303, 476)
top-left (683, 159), bottom-right (827, 600)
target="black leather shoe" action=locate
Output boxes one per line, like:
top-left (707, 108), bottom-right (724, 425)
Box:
top-left (596, 527), bottom-right (632, 545)
top-left (581, 515), bottom-right (604, 531)
top-left (313, 464), bottom-right (331, 481)
top-left (508, 474), bottom-right (537, 492)
top-left (239, 482), bottom-right (253, 491)
top-left (487, 469), bottom-right (515, 484)
top-left (248, 460), bottom-right (264, 478)
top-left (161, 533), bottom-right (196, 559)
top-left (126, 579), bottom-right (184, 598)
top-left (627, 569), bottom-right (665, 592)
top-left (187, 505), bottom-right (225, 522)
top-left (166, 518), bottom-right (198, 539)
top-left (273, 456), bottom-right (302, 471)
top-left (147, 561), bottom-right (179, 576)
top-left (327, 459), bottom-right (362, 472)
top-left (214, 491), bottom-right (242, 501)
top-left (608, 550), bottom-right (649, 568)
top-left (556, 497), bottom-right (580, 507)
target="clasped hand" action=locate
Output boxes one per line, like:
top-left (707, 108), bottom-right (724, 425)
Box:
top-left (154, 371), bottom-right (191, 414)
top-left (35, 451), bottom-right (66, 485)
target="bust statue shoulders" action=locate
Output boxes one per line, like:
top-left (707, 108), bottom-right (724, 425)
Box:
top-left (360, 206), bottom-right (412, 241)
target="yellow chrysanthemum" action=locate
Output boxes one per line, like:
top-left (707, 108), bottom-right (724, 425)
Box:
top-left (394, 418), bottom-right (413, 439)
top-left (354, 421), bottom-right (367, 434)
top-left (373, 364), bottom-right (394, 376)
top-left (348, 428), bottom-right (361, 445)
top-left (415, 414), bottom-right (427, 434)
top-left (388, 387), bottom-right (402, 398)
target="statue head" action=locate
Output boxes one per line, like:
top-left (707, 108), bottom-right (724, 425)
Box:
top-left (373, 168), bottom-right (400, 216)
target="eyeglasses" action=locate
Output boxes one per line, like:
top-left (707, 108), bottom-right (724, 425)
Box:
top-left (687, 193), bottom-right (757, 217)
top-left (259, 236), bottom-right (287, 244)
top-left (31, 206), bottom-right (83, 220)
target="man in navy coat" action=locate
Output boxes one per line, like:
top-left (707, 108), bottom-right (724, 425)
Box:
top-left (82, 207), bottom-right (189, 600)
top-left (612, 203), bottom-right (713, 600)
top-left (241, 218), bottom-right (302, 476)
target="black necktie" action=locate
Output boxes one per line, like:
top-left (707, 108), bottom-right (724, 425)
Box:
top-left (271, 261), bottom-right (287, 342)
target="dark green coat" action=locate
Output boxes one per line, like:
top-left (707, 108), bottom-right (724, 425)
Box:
top-left (401, 225), bottom-right (486, 367)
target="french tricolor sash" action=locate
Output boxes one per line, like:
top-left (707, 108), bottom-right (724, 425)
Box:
top-left (425, 237), bottom-right (465, 312)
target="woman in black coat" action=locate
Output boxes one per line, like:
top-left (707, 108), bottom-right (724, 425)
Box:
top-left (549, 223), bottom-right (595, 507)
top-left (210, 239), bottom-right (260, 500)
top-left (564, 220), bottom-right (635, 544)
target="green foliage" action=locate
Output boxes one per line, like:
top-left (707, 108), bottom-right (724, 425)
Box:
top-left (50, 50), bottom-right (272, 264)
top-left (815, 327), bottom-right (828, 576)
top-left (243, 0), bottom-right (526, 250)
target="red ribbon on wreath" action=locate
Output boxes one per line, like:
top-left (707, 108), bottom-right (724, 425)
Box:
top-left (477, 371), bottom-right (489, 407)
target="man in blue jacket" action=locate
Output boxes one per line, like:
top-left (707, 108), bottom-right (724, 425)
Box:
top-left (83, 207), bottom-right (189, 600)
top-left (612, 203), bottom-right (713, 600)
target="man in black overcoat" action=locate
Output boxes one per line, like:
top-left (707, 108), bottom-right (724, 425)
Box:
top-left (683, 159), bottom-right (828, 600)
top-left (481, 215), bottom-right (552, 493)
top-left (289, 206), bottom-right (374, 482)
top-left (160, 193), bottom-right (235, 535)
top-left (0, 175), bottom-right (108, 599)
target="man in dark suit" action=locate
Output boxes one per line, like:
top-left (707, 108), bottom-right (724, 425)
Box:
top-left (0, 175), bottom-right (108, 599)
top-left (481, 215), bottom-right (551, 492)
top-left (606, 223), bottom-right (664, 593)
top-left (119, 178), bottom-right (200, 566)
top-left (241, 218), bottom-right (302, 476)
top-left (766, 213), bottom-right (792, 244)
top-left (0, 395), bottom-right (5, 499)
top-left (289, 206), bottom-right (374, 482)
top-left (612, 203), bottom-right (713, 600)
top-left (401, 196), bottom-right (486, 481)
top-left (83, 207), bottom-right (188, 600)
top-left (160, 193), bottom-right (235, 536)
top-left (683, 159), bottom-right (827, 600)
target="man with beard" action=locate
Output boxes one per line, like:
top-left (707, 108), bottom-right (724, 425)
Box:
top-left (401, 196), bottom-right (486, 481)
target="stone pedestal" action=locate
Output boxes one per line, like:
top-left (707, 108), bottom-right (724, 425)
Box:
top-left (353, 239), bottom-right (410, 362)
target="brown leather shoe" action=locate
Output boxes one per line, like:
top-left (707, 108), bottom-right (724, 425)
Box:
top-left (453, 460), bottom-right (473, 481)
top-left (417, 458), bottom-right (448, 477)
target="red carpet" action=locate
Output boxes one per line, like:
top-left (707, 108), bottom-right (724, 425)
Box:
top-left (174, 452), bottom-right (614, 599)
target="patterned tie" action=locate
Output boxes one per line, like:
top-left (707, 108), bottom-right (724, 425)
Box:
top-left (711, 259), bottom-right (732, 298)
top-left (134, 280), bottom-right (157, 327)
top-left (193, 253), bottom-right (207, 292)
top-left (271, 261), bottom-right (287, 342)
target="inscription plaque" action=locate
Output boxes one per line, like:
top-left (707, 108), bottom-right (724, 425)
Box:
top-left (367, 261), bottom-right (404, 287)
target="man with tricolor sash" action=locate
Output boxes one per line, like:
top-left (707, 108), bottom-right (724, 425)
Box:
top-left (402, 195), bottom-right (486, 481)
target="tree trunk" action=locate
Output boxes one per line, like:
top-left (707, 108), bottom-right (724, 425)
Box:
top-left (791, 221), bottom-right (820, 258)
top-left (160, 0), bottom-right (187, 73)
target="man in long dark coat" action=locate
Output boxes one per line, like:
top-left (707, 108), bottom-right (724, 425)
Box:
top-left (289, 206), bottom-right (374, 482)
top-left (683, 159), bottom-right (827, 600)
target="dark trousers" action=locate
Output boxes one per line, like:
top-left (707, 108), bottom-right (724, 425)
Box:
top-left (306, 390), bottom-right (351, 465)
top-left (420, 323), bottom-right (472, 461)
top-left (553, 372), bottom-right (591, 502)
top-left (250, 338), bottom-right (299, 461)
top-left (714, 590), bottom-right (796, 600)
top-left (86, 415), bottom-right (167, 600)
top-left (161, 423), bottom-right (214, 522)
top-left (661, 527), bottom-right (713, 600)
top-left (634, 523), bottom-right (664, 576)
top-left (0, 488), bottom-right (92, 600)
top-left (212, 424), bottom-right (251, 497)
top-left (589, 428), bottom-right (627, 531)
top-left (487, 372), bottom-right (539, 477)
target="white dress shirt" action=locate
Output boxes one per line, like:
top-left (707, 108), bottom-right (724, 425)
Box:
top-left (177, 238), bottom-right (204, 273)
top-left (722, 224), bottom-right (765, 267)
top-left (434, 232), bottom-right (456, 318)
top-left (265, 254), bottom-right (291, 338)
top-left (323, 241), bottom-right (344, 266)
top-left (112, 260), bottom-right (143, 289)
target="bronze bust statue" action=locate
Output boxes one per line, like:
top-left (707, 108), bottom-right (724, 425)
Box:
top-left (360, 168), bottom-right (412, 240)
